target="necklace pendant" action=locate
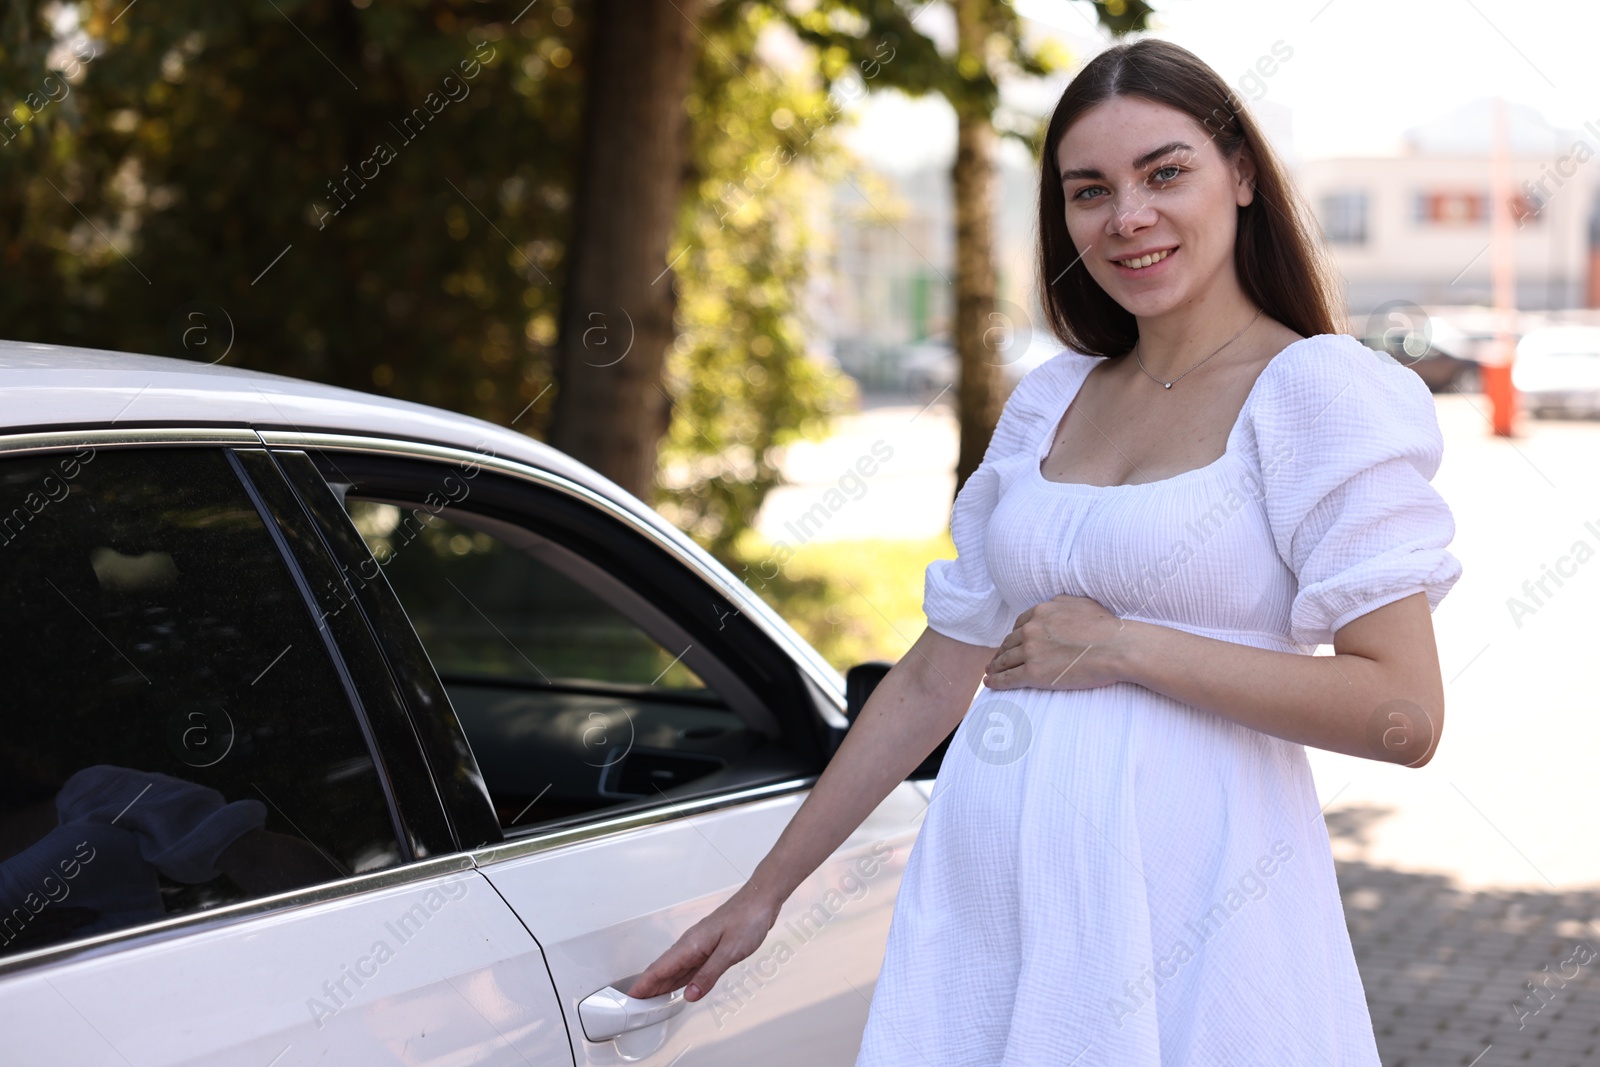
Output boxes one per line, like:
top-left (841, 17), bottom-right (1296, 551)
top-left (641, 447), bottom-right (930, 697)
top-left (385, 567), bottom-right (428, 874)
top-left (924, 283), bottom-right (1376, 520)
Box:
top-left (1163, 381), bottom-right (1172, 389)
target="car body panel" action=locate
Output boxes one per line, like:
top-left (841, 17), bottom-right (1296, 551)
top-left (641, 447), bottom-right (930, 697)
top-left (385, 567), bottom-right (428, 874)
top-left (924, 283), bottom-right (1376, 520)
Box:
top-left (0, 864), bottom-right (574, 1066)
top-left (476, 784), bottom-right (926, 1065)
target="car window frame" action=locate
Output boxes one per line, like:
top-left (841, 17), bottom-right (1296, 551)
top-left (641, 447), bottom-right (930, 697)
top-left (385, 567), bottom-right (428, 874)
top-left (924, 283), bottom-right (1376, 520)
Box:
top-left (267, 435), bottom-right (851, 843)
top-left (344, 499), bottom-right (781, 734)
top-left (262, 449), bottom-right (501, 854)
top-left (0, 430), bottom-right (463, 977)
top-left (225, 448), bottom-right (419, 857)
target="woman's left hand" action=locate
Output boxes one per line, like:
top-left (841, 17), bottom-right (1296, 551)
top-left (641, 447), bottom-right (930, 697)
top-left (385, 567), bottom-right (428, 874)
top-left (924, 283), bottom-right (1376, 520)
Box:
top-left (983, 594), bottom-right (1136, 691)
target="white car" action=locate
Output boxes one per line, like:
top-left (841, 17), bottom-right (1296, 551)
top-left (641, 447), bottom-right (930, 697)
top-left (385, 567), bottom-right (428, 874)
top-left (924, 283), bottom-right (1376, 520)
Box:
top-left (0, 340), bottom-right (937, 1066)
top-left (897, 330), bottom-right (1062, 403)
top-left (1513, 325), bottom-right (1600, 418)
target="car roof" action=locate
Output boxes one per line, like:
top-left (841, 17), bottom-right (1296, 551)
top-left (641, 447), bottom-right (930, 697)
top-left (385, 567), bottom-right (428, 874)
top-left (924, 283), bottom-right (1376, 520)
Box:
top-left (1517, 325), bottom-right (1600, 353)
top-left (0, 339), bottom-right (847, 688)
top-left (0, 338), bottom-right (616, 494)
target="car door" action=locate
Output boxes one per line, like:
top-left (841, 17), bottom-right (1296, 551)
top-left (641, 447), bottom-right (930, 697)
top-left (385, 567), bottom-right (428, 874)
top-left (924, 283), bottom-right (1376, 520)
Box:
top-left (0, 437), bottom-right (571, 1066)
top-left (274, 437), bottom-right (929, 1067)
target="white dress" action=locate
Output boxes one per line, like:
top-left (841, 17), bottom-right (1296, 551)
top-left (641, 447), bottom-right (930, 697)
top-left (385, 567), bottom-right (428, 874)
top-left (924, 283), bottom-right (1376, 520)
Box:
top-left (855, 333), bottom-right (1463, 1066)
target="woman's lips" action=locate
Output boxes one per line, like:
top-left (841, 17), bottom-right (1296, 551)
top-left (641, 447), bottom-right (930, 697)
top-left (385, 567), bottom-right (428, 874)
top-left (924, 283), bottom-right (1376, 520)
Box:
top-left (1111, 246), bottom-right (1177, 276)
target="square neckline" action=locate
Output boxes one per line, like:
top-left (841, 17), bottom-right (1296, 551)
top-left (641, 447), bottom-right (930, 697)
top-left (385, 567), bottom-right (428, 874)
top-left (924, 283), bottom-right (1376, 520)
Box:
top-left (1033, 333), bottom-right (1333, 491)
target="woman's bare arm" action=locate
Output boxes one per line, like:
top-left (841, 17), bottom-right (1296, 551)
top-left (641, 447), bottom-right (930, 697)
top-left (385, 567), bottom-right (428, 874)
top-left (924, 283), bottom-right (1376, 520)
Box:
top-left (743, 627), bottom-right (993, 910)
top-left (984, 591), bottom-right (1445, 767)
top-left (1112, 592), bottom-right (1444, 765)
top-left (626, 626), bottom-right (994, 1001)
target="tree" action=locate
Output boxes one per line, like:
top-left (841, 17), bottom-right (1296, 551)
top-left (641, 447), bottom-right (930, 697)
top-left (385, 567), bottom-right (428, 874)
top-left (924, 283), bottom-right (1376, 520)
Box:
top-left (950, 0), bottom-right (1007, 498)
top-left (544, 0), bottom-right (706, 499)
top-left (0, 0), bottom-right (1150, 560)
top-left (2, 0), bottom-right (589, 426)
top-left (655, 1), bottom-right (861, 559)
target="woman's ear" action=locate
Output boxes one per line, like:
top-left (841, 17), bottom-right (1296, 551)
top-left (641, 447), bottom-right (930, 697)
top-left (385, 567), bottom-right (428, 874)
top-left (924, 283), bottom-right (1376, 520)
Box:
top-left (1232, 148), bottom-right (1257, 208)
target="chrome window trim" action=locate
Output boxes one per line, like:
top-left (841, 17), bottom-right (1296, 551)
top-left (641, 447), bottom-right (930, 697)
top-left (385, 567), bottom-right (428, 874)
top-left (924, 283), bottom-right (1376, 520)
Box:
top-left (0, 427), bottom-right (259, 454)
top-left (256, 429), bottom-right (849, 724)
top-left (468, 775), bottom-right (817, 867)
top-left (0, 778), bottom-right (819, 978)
top-left (0, 853), bottom-right (476, 979)
top-left (0, 426), bottom-right (849, 723)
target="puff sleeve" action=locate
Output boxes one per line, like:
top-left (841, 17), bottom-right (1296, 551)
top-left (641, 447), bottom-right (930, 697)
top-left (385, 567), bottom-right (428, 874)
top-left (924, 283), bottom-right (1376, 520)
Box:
top-left (1252, 336), bottom-right (1463, 648)
top-left (922, 361), bottom-right (1058, 648)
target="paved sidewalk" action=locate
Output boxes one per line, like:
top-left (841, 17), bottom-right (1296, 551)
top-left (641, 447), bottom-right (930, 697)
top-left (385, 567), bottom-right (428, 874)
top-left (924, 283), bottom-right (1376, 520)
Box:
top-left (1324, 392), bottom-right (1600, 1066)
top-left (1334, 833), bottom-right (1600, 1065)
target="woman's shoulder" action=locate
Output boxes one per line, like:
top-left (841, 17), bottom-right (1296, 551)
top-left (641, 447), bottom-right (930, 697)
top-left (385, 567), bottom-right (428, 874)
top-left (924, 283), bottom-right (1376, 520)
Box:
top-left (1008, 343), bottom-right (1101, 414)
top-left (1250, 331), bottom-right (1438, 423)
top-left (1245, 331), bottom-right (1445, 475)
top-left (967, 343), bottom-right (1102, 465)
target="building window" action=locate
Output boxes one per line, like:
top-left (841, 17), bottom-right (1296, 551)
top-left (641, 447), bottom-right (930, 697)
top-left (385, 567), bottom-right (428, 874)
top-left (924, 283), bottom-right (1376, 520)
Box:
top-left (1414, 190), bottom-right (1488, 224)
top-left (1320, 190), bottom-right (1367, 244)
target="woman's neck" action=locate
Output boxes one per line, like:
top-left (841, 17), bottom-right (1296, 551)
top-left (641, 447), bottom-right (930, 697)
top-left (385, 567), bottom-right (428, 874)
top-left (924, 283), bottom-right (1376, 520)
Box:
top-left (1130, 286), bottom-right (1262, 380)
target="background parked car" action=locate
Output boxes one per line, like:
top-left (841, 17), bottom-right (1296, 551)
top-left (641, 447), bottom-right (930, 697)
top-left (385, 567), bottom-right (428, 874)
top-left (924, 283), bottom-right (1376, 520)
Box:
top-left (901, 308), bottom-right (1495, 403)
top-left (1359, 304), bottom-right (1491, 394)
top-left (1513, 325), bottom-right (1600, 418)
top-left (895, 330), bottom-right (1066, 404)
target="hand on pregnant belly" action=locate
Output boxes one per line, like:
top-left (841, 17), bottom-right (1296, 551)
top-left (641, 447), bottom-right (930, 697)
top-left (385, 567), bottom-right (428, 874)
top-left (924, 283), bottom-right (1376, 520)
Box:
top-left (983, 594), bottom-right (1131, 691)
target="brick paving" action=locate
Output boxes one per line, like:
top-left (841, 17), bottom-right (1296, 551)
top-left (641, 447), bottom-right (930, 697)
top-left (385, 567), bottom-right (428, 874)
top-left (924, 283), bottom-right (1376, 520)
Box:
top-left (1323, 395), bottom-right (1600, 1065)
top-left (1330, 806), bottom-right (1600, 1066)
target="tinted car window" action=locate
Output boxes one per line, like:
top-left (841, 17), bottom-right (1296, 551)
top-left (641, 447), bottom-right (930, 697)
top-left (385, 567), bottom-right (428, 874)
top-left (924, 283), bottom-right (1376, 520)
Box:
top-left (343, 499), bottom-right (785, 830)
top-left (0, 448), bottom-right (402, 959)
top-left (347, 501), bottom-right (708, 691)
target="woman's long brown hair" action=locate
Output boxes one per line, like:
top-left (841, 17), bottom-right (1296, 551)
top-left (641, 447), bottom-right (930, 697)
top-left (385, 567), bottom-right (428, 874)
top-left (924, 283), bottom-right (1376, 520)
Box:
top-left (1036, 38), bottom-right (1346, 357)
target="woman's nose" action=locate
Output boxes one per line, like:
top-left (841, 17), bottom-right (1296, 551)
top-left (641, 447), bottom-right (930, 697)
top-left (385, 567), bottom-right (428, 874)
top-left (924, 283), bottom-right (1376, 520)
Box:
top-left (1105, 190), bottom-right (1158, 236)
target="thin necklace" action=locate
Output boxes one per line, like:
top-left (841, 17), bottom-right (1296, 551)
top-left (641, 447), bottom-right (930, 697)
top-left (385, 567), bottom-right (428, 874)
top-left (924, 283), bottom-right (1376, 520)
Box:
top-left (1134, 306), bottom-right (1265, 390)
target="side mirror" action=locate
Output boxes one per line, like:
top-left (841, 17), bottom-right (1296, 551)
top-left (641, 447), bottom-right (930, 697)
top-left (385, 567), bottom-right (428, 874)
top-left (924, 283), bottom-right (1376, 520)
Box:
top-left (845, 661), bottom-right (893, 723)
top-left (840, 660), bottom-right (953, 781)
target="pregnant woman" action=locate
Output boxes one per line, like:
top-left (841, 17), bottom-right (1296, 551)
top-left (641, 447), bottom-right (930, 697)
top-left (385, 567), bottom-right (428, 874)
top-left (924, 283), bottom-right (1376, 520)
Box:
top-left (629, 37), bottom-right (1462, 1065)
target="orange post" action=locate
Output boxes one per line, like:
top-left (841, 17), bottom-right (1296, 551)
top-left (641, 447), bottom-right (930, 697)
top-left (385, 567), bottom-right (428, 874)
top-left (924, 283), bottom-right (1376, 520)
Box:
top-left (1487, 96), bottom-right (1517, 438)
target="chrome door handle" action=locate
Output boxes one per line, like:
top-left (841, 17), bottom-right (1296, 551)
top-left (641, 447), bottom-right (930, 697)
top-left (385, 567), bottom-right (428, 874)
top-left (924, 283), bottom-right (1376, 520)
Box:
top-left (578, 983), bottom-right (687, 1043)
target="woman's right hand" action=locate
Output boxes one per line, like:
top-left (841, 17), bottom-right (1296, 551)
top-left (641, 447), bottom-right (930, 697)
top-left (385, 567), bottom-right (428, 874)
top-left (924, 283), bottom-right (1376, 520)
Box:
top-left (625, 880), bottom-right (782, 1003)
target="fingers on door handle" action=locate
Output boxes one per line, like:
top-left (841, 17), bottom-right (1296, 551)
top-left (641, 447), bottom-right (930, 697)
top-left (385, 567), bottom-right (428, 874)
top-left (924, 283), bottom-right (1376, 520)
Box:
top-left (578, 983), bottom-right (688, 1043)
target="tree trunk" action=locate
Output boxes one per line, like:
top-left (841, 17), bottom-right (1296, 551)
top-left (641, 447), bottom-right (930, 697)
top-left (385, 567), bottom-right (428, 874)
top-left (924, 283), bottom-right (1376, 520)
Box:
top-left (951, 0), bottom-right (1005, 498)
top-left (548, 0), bottom-right (706, 498)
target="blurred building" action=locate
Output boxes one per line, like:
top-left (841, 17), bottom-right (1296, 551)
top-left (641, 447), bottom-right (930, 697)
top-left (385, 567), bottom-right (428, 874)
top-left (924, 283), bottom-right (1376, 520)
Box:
top-left (817, 96), bottom-right (1600, 384)
top-left (823, 147), bottom-right (1048, 387)
top-left (1297, 98), bottom-right (1600, 316)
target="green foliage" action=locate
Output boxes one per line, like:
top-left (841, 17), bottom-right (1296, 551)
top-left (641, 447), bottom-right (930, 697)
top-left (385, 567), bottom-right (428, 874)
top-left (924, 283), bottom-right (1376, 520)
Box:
top-left (656, 1), bottom-right (860, 559)
top-left (731, 529), bottom-right (955, 670)
top-left (776, 0), bottom-right (1152, 157)
top-left (0, 0), bottom-right (1149, 575)
top-left (0, 8), bottom-right (93, 337)
top-left (2, 0), bottom-right (592, 425)
top-left (1088, 0), bottom-right (1156, 37)
top-left (775, 0), bottom-right (1079, 135)
top-left (0, 0), bottom-right (879, 564)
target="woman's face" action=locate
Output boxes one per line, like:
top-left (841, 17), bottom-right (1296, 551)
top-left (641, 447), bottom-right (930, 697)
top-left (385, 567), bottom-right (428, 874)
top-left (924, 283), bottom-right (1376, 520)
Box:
top-left (1054, 94), bottom-right (1255, 321)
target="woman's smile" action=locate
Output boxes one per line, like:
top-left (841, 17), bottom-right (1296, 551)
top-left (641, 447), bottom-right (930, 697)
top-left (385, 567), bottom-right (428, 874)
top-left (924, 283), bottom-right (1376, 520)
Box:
top-left (1110, 244), bottom-right (1178, 276)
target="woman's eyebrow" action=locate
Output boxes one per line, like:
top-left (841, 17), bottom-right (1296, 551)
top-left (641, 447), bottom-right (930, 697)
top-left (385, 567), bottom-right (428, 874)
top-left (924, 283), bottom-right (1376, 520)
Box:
top-left (1132, 140), bottom-right (1194, 168)
top-left (1059, 140), bottom-right (1195, 182)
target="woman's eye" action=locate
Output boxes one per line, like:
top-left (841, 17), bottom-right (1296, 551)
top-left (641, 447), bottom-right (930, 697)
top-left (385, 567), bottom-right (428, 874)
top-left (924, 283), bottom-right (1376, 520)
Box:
top-left (1071, 186), bottom-right (1105, 202)
top-left (1152, 165), bottom-right (1181, 182)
